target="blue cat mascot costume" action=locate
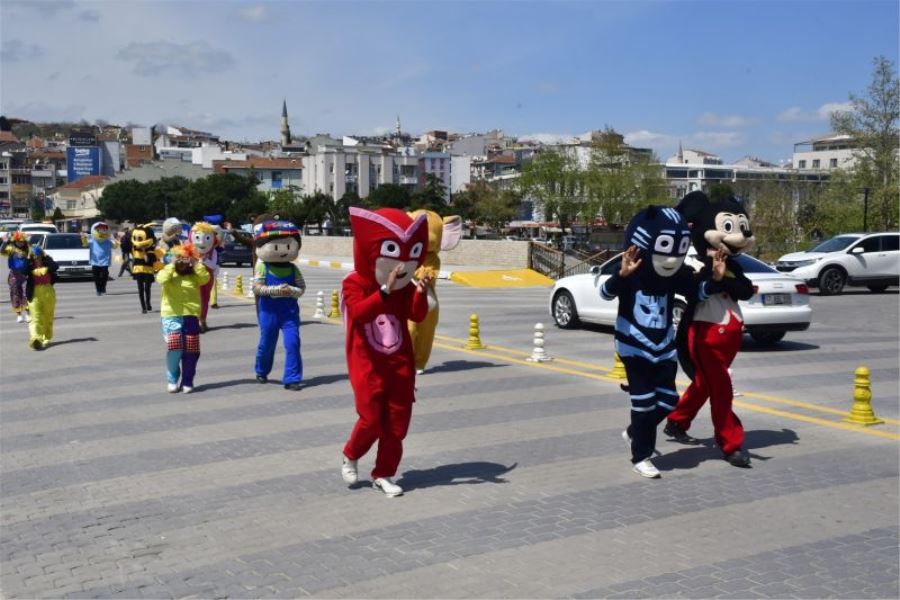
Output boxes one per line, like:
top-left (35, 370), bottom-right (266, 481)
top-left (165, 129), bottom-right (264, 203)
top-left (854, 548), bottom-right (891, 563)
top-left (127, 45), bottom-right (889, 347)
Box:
top-left (600, 205), bottom-right (723, 479)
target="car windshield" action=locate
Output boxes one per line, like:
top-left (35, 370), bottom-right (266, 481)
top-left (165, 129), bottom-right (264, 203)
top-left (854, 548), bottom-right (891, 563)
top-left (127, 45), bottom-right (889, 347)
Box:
top-left (810, 236), bottom-right (857, 253)
top-left (2, 224), bottom-right (20, 232)
top-left (45, 235), bottom-right (85, 250)
top-left (22, 226), bottom-right (57, 234)
top-left (733, 254), bottom-right (778, 274)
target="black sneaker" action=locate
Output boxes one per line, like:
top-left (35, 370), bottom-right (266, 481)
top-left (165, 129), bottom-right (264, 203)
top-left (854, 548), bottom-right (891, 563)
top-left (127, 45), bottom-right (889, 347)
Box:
top-left (256, 375), bottom-right (268, 384)
top-left (725, 449), bottom-right (751, 468)
top-left (284, 383), bottom-right (302, 391)
top-left (664, 421), bottom-right (699, 444)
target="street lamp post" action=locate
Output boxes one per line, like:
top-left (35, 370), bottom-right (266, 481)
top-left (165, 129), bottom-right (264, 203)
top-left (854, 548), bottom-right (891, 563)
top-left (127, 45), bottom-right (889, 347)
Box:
top-left (862, 187), bottom-right (870, 232)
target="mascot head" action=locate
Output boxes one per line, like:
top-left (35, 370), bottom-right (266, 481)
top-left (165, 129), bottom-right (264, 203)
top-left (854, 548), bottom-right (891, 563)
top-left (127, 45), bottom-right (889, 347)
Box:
top-left (254, 220), bottom-right (301, 264)
top-left (162, 218), bottom-right (183, 244)
top-left (10, 231), bottom-right (28, 249)
top-left (407, 209), bottom-right (463, 256)
top-left (676, 191), bottom-right (755, 257)
top-left (131, 224), bottom-right (156, 250)
top-left (350, 207), bottom-right (428, 291)
top-left (623, 205), bottom-right (691, 279)
top-left (91, 222), bottom-right (110, 241)
top-left (190, 222), bottom-right (218, 255)
top-left (170, 242), bottom-right (199, 275)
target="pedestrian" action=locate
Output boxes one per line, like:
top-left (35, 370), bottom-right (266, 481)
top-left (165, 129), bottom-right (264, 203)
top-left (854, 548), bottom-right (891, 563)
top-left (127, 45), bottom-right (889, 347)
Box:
top-left (600, 205), bottom-right (724, 479)
top-left (83, 221), bottom-right (115, 296)
top-left (118, 227), bottom-right (133, 277)
top-left (131, 224), bottom-right (160, 313)
top-left (156, 243), bottom-right (209, 393)
top-left (252, 220), bottom-right (305, 389)
top-left (340, 207), bottom-right (430, 497)
top-left (666, 192), bottom-right (756, 467)
top-left (2, 231), bottom-right (31, 323)
top-left (24, 245), bottom-right (59, 350)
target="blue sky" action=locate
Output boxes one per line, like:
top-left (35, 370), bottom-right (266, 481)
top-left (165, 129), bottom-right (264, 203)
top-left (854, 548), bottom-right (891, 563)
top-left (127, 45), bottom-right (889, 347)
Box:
top-left (2, 0), bottom-right (897, 163)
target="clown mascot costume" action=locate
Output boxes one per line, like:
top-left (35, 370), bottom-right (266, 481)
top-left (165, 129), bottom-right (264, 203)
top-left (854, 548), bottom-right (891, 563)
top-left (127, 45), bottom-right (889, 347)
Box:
top-left (406, 210), bottom-right (462, 374)
top-left (252, 221), bottom-right (306, 390)
top-left (2, 231), bottom-right (31, 323)
top-left (600, 205), bottom-right (725, 479)
top-left (665, 192), bottom-right (756, 467)
top-left (189, 222), bottom-right (219, 332)
top-left (83, 221), bottom-right (115, 296)
top-left (340, 207), bottom-right (431, 497)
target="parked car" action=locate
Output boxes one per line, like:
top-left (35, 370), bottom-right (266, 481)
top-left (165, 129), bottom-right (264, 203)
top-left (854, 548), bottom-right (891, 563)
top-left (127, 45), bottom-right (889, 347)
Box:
top-left (549, 250), bottom-right (812, 345)
top-left (35, 233), bottom-right (91, 279)
top-left (0, 219), bottom-right (25, 243)
top-left (217, 234), bottom-right (252, 267)
top-left (775, 232), bottom-right (900, 295)
top-left (18, 222), bottom-right (59, 236)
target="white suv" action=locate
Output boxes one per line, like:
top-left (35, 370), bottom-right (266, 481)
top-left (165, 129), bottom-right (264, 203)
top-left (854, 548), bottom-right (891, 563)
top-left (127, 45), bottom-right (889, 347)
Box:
top-left (776, 232), bottom-right (900, 295)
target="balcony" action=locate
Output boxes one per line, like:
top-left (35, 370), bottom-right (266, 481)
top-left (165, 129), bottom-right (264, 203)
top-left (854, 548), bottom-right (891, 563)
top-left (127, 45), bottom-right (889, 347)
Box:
top-left (398, 175), bottom-right (418, 185)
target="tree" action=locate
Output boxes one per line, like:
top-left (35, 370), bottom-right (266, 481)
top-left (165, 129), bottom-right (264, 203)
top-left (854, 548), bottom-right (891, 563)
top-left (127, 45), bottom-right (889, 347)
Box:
top-left (334, 190), bottom-right (363, 232)
top-left (410, 174), bottom-right (448, 213)
top-left (518, 148), bottom-right (582, 232)
top-left (367, 183), bottom-right (411, 209)
top-left (97, 179), bottom-right (157, 223)
top-left (268, 187), bottom-right (305, 224)
top-left (831, 55), bottom-right (899, 231)
top-left (177, 173), bottom-right (267, 223)
top-left (51, 207), bottom-right (65, 222)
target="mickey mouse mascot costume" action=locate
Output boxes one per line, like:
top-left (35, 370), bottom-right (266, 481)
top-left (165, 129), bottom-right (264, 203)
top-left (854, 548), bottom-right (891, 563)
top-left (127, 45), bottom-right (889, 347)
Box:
top-left (601, 205), bottom-right (725, 478)
top-left (665, 192), bottom-right (756, 467)
top-left (340, 207), bottom-right (431, 497)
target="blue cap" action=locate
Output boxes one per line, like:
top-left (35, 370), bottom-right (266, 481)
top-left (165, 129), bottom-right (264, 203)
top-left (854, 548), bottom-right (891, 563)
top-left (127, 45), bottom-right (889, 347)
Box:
top-left (31, 245), bottom-right (43, 257)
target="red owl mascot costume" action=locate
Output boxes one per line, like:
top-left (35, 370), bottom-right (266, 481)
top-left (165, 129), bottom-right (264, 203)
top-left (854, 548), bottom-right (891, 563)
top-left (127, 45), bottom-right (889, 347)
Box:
top-left (340, 207), bottom-right (431, 497)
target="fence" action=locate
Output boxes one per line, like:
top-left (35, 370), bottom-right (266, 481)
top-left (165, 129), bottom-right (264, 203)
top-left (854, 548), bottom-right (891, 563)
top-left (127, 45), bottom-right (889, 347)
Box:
top-left (528, 242), bottom-right (612, 280)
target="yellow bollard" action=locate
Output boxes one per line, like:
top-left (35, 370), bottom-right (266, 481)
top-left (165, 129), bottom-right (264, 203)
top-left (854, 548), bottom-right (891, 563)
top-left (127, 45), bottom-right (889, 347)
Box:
top-left (233, 275), bottom-right (244, 297)
top-left (611, 353), bottom-right (626, 380)
top-left (464, 313), bottom-right (485, 350)
top-left (327, 289), bottom-right (341, 319)
top-left (843, 366), bottom-right (884, 426)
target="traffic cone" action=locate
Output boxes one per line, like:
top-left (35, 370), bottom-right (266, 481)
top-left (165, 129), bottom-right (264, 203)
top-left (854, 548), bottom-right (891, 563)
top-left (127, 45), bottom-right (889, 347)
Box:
top-left (844, 366), bottom-right (884, 426)
top-left (611, 353), bottom-right (626, 380)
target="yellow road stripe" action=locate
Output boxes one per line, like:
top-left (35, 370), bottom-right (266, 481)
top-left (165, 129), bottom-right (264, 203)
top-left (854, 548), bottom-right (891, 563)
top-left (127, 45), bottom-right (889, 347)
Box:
top-left (329, 261), bottom-right (343, 269)
top-left (435, 334), bottom-right (613, 373)
top-left (738, 391), bottom-right (900, 425)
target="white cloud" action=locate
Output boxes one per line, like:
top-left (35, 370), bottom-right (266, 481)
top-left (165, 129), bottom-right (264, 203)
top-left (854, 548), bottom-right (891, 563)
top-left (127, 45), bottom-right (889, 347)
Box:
top-left (777, 101), bottom-right (853, 122)
top-left (516, 132), bottom-right (579, 144)
top-left (624, 129), bottom-right (676, 146)
top-left (78, 9), bottom-right (100, 22)
top-left (117, 41), bottom-right (236, 77)
top-left (698, 112), bottom-right (755, 128)
top-left (1, 40), bottom-right (44, 62)
top-left (238, 4), bottom-right (267, 22)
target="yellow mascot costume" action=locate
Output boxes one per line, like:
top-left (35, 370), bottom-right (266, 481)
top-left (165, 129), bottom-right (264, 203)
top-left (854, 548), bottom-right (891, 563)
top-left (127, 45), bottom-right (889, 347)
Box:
top-left (407, 210), bottom-right (462, 374)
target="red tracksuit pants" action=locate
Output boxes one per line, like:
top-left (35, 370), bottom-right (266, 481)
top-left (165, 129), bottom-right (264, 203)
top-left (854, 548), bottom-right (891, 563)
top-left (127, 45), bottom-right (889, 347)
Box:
top-left (343, 380), bottom-right (413, 479)
top-left (668, 317), bottom-right (744, 455)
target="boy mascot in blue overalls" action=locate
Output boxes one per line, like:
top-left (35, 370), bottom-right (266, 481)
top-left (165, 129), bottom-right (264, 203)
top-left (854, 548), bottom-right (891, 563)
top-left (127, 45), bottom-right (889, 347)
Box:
top-left (252, 221), bottom-right (306, 390)
top-left (600, 205), bottom-right (725, 479)
top-left (83, 221), bottom-right (116, 296)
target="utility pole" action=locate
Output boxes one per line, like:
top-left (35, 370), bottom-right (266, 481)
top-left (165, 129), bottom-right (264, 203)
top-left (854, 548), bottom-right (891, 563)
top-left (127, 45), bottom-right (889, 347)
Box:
top-left (863, 187), bottom-right (869, 232)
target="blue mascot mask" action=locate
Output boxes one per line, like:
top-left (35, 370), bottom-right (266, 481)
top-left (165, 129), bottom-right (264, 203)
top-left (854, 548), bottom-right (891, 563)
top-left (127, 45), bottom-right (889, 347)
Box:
top-left (624, 205), bottom-right (691, 278)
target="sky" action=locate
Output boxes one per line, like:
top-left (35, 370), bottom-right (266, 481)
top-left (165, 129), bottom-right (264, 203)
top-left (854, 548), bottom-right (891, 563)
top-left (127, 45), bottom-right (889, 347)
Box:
top-left (2, 0), bottom-right (898, 164)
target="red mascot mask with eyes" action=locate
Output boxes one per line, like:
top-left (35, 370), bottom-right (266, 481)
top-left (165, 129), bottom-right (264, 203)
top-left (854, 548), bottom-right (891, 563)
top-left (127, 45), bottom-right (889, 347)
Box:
top-left (349, 207), bottom-right (428, 291)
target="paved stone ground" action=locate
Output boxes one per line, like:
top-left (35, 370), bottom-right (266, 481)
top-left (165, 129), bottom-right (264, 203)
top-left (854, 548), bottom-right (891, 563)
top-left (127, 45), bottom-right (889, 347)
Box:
top-left (0, 265), bottom-right (897, 599)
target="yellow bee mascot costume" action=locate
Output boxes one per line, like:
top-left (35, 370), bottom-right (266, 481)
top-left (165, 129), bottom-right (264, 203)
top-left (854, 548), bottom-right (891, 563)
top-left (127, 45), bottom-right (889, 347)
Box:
top-left (131, 223), bottom-right (162, 313)
top-left (406, 210), bottom-right (463, 374)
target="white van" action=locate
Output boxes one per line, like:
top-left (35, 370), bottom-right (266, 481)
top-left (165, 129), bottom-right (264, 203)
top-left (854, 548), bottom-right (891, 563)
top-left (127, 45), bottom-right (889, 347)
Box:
top-left (18, 222), bottom-right (60, 236)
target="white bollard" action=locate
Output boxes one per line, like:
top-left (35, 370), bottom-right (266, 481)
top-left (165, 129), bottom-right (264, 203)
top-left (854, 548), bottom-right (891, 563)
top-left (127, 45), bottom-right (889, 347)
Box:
top-left (729, 367), bottom-right (743, 397)
top-left (222, 270), bottom-right (229, 291)
top-left (313, 290), bottom-right (326, 320)
top-left (246, 280), bottom-right (254, 298)
top-left (527, 322), bottom-right (552, 362)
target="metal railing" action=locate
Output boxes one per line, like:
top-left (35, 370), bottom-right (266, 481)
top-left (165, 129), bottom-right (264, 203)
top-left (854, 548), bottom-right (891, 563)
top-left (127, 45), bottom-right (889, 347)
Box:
top-left (529, 243), bottom-right (612, 280)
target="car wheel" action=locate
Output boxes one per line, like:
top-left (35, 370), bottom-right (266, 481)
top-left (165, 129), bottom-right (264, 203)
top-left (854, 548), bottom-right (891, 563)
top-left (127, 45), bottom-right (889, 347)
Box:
top-left (672, 299), bottom-right (687, 327)
top-left (552, 290), bottom-right (580, 329)
top-left (818, 267), bottom-right (846, 296)
top-left (749, 330), bottom-right (786, 345)
top-left (868, 285), bottom-right (889, 293)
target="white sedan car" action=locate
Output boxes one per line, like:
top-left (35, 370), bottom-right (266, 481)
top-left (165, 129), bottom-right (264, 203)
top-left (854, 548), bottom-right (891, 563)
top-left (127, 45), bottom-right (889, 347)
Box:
top-left (37, 233), bottom-right (92, 279)
top-left (549, 251), bottom-right (812, 345)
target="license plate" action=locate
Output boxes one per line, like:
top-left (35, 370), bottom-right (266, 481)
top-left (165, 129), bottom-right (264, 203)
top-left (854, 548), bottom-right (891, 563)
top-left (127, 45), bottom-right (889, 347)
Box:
top-left (762, 293), bottom-right (791, 306)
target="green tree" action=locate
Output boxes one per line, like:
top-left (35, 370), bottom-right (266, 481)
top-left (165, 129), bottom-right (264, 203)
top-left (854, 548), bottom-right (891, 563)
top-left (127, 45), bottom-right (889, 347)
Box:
top-left (368, 183), bottom-right (411, 209)
top-left (410, 174), bottom-right (448, 213)
top-left (707, 183), bottom-right (735, 202)
top-left (298, 192), bottom-right (335, 232)
top-left (518, 149), bottom-right (582, 233)
top-left (268, 187), bottom-right (305, 224)
top-left (97, 179), bottom-right (157, 223)
top-left (334, 190), bottom-right (363, 232)
top-left (178, 173), bottom-right (266, 223)
top-left (51, 207), bottom-right (65, 222)
top-left (831, 55), bottom-right (899, 231)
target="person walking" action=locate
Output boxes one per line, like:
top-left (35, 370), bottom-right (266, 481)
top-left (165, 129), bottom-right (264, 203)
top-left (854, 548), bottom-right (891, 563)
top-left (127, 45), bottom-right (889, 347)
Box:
top-left (2, 231), bottom-right (31, 323)
top-left (83, 221), bottom-right (115, 296)
top-left (25, 245), bottom-right (59, 350)
top-left (118, 227), bottom-right (133, 277)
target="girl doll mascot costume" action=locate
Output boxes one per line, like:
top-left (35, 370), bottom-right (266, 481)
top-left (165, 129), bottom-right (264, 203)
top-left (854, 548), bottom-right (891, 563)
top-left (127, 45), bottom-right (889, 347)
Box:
top-left (600, 205), bottom-right (724, 479)
top-left (665, 192), bottom-right (756, 467)
top-left (340, 207), bottom-right (431, 497)
top-left (131, 224), bottom-right (161, 313)
top-left (406, 210), bottom-right (463, 374)
top-left (252, 221), bottom-right (306, 390)
top-left (2, 231), bottom-right (31, 322)
top-left (189, 222), bottom-right (219, 332)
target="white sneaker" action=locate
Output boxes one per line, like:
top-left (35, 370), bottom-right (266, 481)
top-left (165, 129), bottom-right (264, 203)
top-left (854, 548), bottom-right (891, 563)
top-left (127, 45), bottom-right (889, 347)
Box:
top-left (167, 383), bottom-right (180, 393)
top-left (416, 369), bottom-right (425, 375)
top-left (16, 314), bottom-right (24, 323)
top-left (633, 459), bottom-right (661, 479)
top-left (341, 456), bottom-right (358, 484)
top-left (373, 477), bottom-right (403, 497)
top-left (182, 386), bottom-right (193, 394)
top-left (24, 312), bottom-right (31, 323)
top-left (621, 429), bottom-right (632, 447)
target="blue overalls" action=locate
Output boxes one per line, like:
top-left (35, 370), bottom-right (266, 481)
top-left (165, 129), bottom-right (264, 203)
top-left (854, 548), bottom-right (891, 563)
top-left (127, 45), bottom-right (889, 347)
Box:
top-left (255, 264), bottom-right (303, 384)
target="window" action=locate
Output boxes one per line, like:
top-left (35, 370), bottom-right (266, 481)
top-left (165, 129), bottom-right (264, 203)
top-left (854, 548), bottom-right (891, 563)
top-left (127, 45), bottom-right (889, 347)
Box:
top-left (0, 177), bottom-right (6, 184)
top-left (66, 200), bottom-right (76, 210)
top-left (812, 159), bottom-right (820, 169)
top-left (854, 236), bottom-right (881, 253)
top-left (798, 160), bottom-right (806, 169)
top-left (881, 235), bottom-right (899, 251)
top-left (829, 158), bottom-right (838, 168)
top-left (271, 171), bottom-right (283, 189)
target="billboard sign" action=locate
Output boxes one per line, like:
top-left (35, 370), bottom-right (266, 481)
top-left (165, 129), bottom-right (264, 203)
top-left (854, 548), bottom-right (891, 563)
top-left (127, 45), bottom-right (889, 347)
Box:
top-left (66, 146), bottom-right (101, 182)
top-left (69, 129), bottom-right (97, 147)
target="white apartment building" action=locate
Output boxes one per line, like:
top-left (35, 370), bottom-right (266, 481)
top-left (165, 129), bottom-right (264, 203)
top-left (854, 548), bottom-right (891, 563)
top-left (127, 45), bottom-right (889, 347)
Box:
top-left (792, 134), bottom-right (857, 171)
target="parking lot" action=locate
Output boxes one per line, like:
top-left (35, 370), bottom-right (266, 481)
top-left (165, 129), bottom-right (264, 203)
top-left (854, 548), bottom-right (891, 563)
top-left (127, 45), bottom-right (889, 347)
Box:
top-left (1, 263), bottom-right (897, 598)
